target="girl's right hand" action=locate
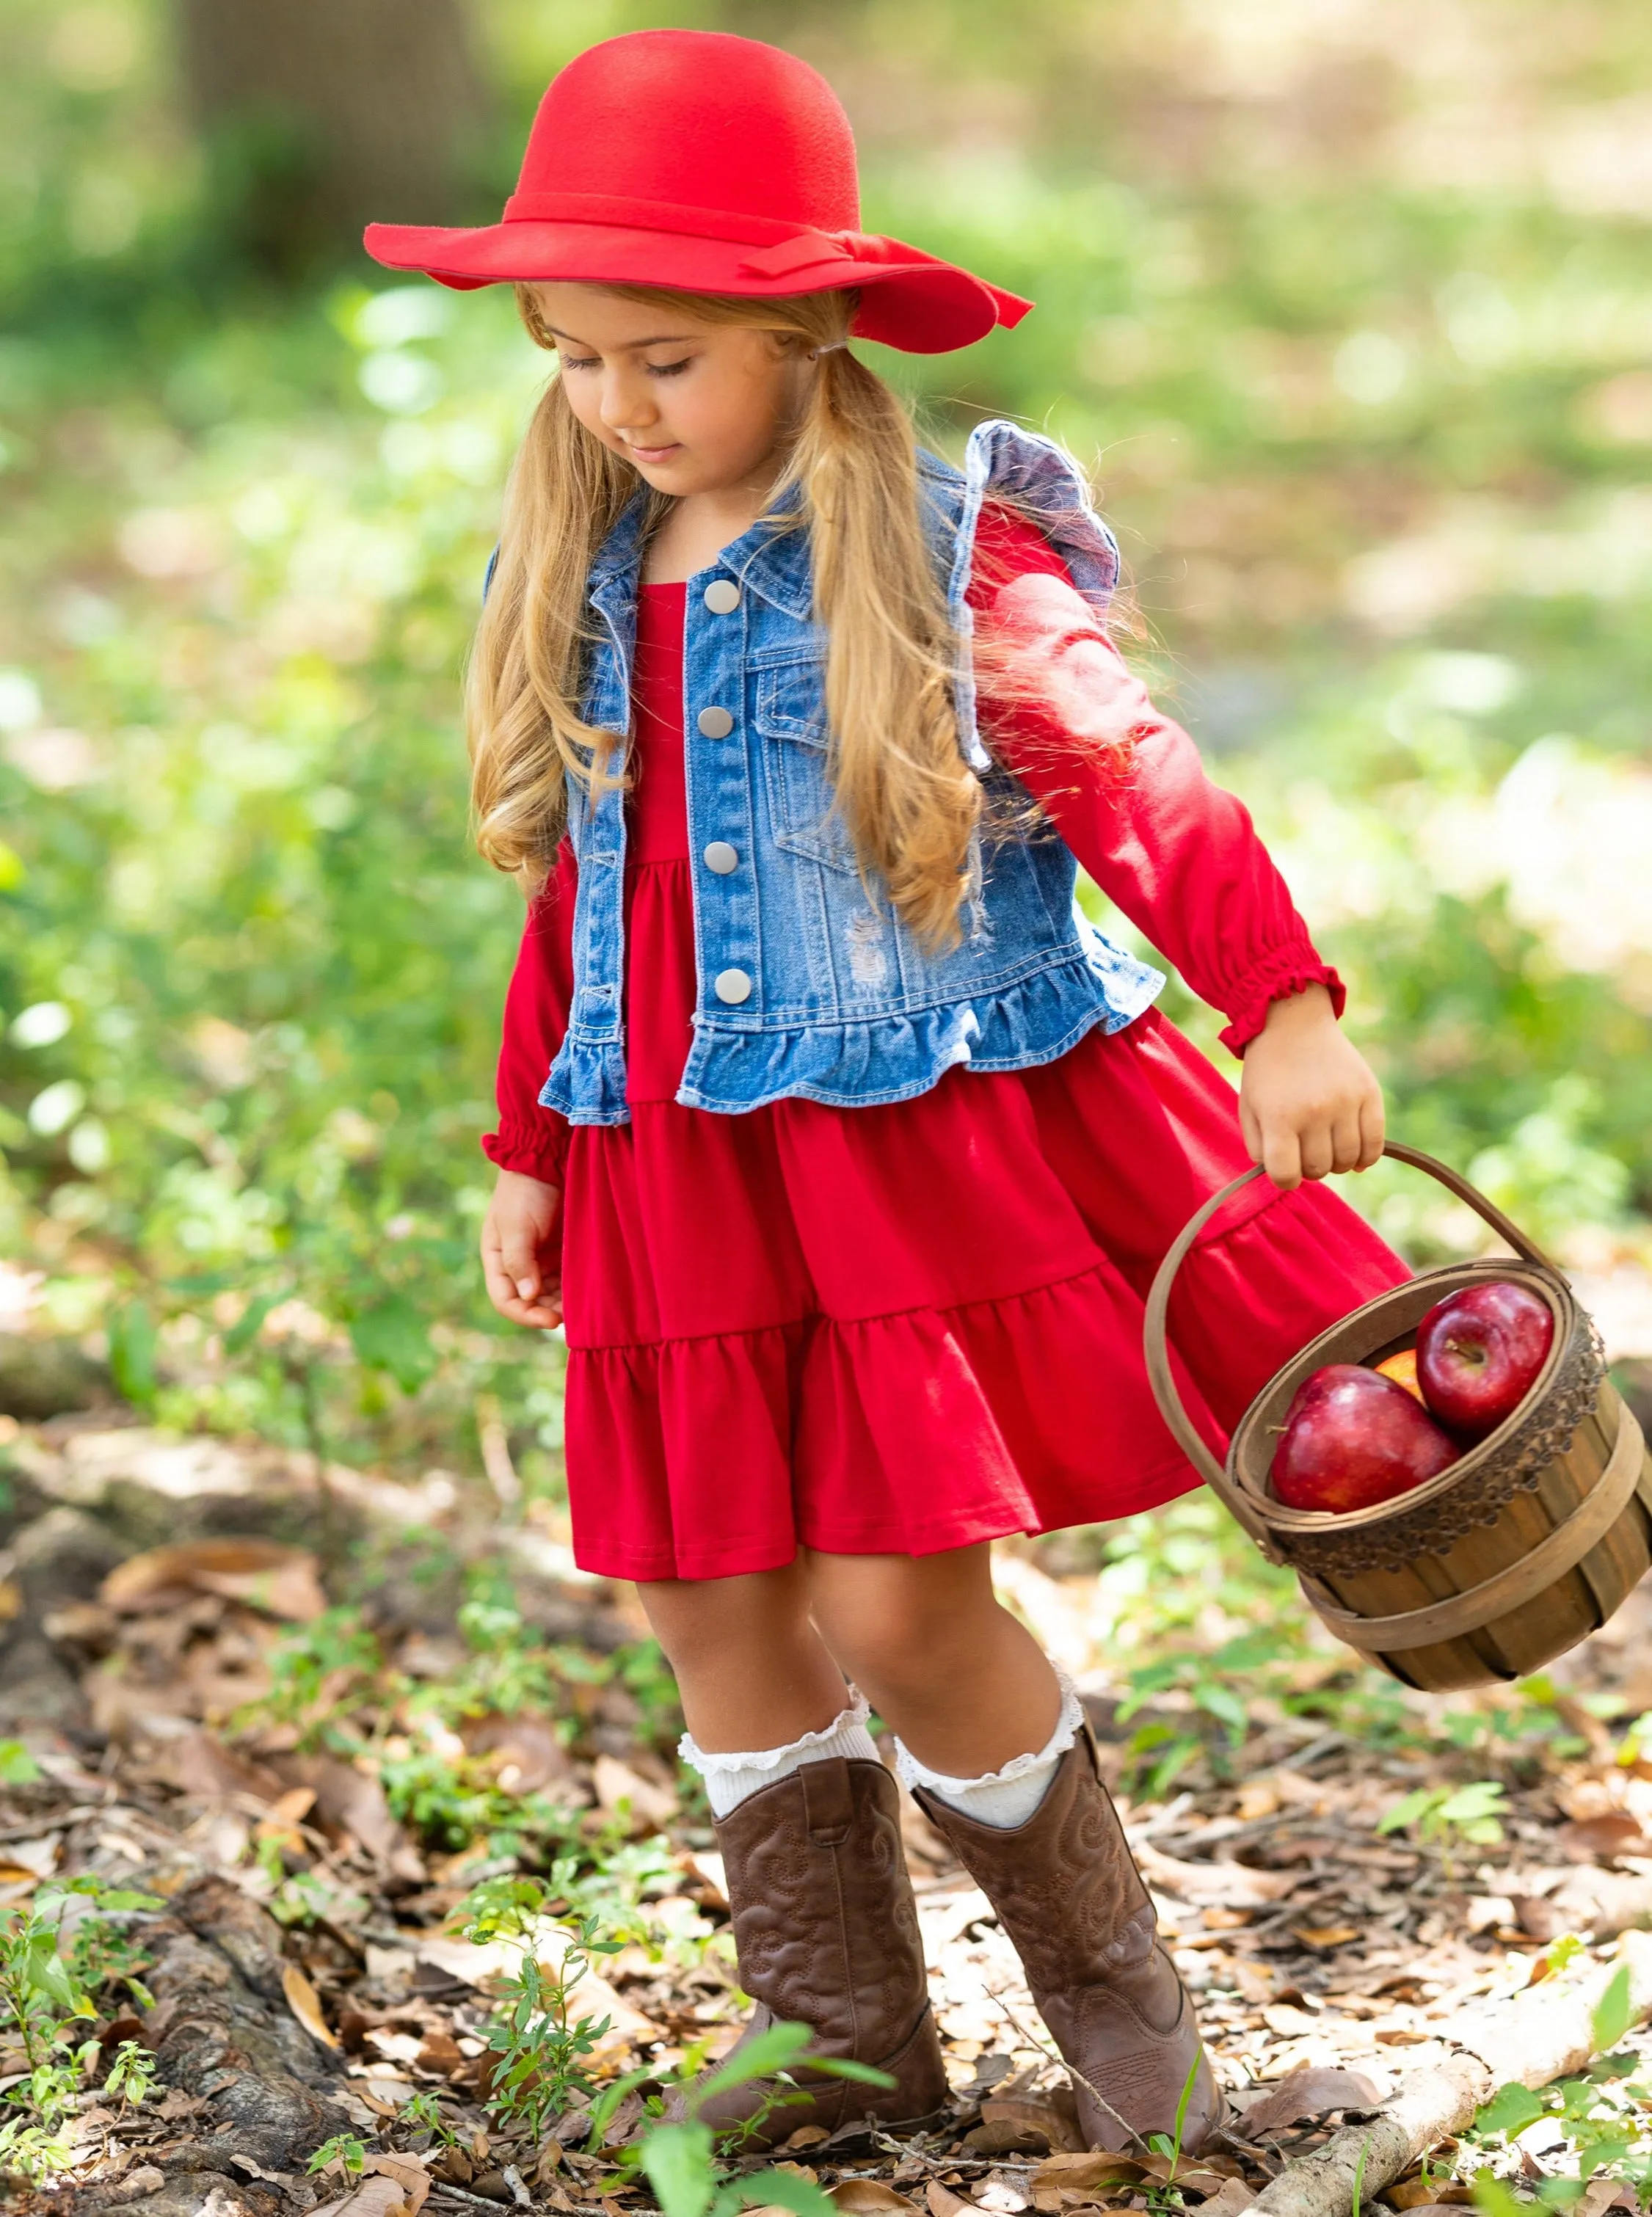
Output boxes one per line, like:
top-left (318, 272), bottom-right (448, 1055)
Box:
top-left (481, 1170), bottom-right (565, 1330)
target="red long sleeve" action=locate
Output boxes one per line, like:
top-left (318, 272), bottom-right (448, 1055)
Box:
top-left (481, 845), bottom-right (578, 1184)
top-left (967, 508), bottom-right (1343, 1055)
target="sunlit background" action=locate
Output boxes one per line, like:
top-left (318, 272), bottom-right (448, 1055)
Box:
top-left (5, 0), bottom-right (1652, 1529)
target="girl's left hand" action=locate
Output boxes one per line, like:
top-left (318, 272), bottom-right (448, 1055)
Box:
top-left (1239, 983), bottom-right (1385, 1190)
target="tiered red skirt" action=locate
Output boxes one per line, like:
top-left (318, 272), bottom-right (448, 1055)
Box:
top-left (556, 855), bottom-right (1408, 1583)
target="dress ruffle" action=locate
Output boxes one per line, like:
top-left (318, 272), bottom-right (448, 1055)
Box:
top-left (552, 852), bottom-right (1409, 1581)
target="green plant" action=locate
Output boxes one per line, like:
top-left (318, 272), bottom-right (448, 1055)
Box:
top-left (1142, 2055), bottom-right (1208, 2198)
top-left (459, 1872), bottom-right (624, 2140)
top-left (0, 1879), bottom-right (161, 2183)
top-left (592, 2022), bottom-right (891, 2217)
top-left (241, 1608), bottom-right (391, 1752)
top-left (103, 2040), bottom-right (156, 2113)
top-left (0, 1744), bottom-right (42, 1787)
top-left (308, 2134), bottom-right (369, 2177)
top-left (1378, 1780), bottom-right (1508, 1873)
top-left (399, 2089), bottom-right (458, 2146)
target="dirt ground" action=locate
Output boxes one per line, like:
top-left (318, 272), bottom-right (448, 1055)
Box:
top-left (5, 1411), bottom-right (1652, 2217)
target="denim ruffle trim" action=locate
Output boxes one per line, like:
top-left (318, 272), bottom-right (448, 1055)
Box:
top-left (541, 945), bottom-right (1164, 1124)
top-left (674, 946), bottom-right (1164, 1118)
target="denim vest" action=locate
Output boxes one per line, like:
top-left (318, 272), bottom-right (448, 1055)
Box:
top-left (534, 419), bottom-right (1163, 1123)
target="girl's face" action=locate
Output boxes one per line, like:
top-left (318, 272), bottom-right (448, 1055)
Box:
top-left (530, 282), bottom-right (807, 500)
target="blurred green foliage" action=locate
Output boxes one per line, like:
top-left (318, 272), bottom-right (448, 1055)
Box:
top-left (4, 0), bottom-right (1652, 1493)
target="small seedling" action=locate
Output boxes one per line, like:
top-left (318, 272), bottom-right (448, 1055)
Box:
top-left (308, 2134), bottom-right (369, 2177)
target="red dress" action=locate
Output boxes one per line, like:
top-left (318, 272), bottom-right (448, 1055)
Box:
top-left (484, 512), bottom-right (1407, 1581)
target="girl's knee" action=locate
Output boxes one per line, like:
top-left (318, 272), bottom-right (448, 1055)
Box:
top-left (637, 1565), bottom-right (810, 1673)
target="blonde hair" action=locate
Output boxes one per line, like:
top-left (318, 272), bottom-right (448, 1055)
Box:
top-left (465, 283), bottom-right (980, 947)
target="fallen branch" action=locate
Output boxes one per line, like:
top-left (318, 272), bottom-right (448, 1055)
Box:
top-left (1249, 1933), bottom-right (1652, 2217)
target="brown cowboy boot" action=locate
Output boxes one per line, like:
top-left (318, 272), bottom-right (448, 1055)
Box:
top-left (694, 1756), bottom-right (950, 2147)
top-left (912, 1730), bottom-right (1221, 2155)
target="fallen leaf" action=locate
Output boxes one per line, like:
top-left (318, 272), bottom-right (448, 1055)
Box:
top-left (109, 2166), bottom-right (167, 2203)
top-left (1387, 2185), bottom-right (1473, 2209)
top-left (463, 1711), bottom-right (572, 1794)
top-left (928, 2186), bottom-right (972, 2217)
top-left (592, 1753), bottom-right (678, 1827)
top-left (966, 2119), bottom-right (1052, 2156)
top-left (1032, 2154), bottom-right (1148, 2210)
top-left (1234, 2066), bottom-right (1385, 2138)
top-left (283, 1961), bottom-right (339, 2049)
top-left (363, 2152), bottom-right (432, 2214)
top-left (1137, 1844), bottom-right (1298, 1907)
top-left (783, 2127), bottom-right (830, 2152)
top-left (832, 2185), bottom-right (920, 2213)
top-left (1291, 1926), bottom-right (1361, 1949)
top-left (310, 2181), bottom-right (413, 2217)
top-left (980, 2097), bottom-right (1086, 2155)
top-left (1574, 2183), bottom-right (1638, 2217)
top-left (0, 1838), bottom-right (57, 1879)
top-left (1192, 2185), bottom-right (1255, 2217)
top-left (273, 1754), bottom-right (423, 1880)
top-left (150, 1728), bottom-right (287, 1803)
top-left (415, 2030), bottom-right (466, 2077)
top-left (101, 1538), bottom-right (325, 1620)
top-left (1559, 1816), bottom-right (1652, 1865)
top-left (688, 1849), bottom-right (728, 1906)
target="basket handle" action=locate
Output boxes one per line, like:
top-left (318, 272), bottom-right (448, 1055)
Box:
top-left (1141, 1140), bottom-right (1562, 1549)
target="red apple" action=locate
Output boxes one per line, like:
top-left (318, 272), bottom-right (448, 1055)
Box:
top-left (1415, 1281), bottom-right (1554, 1440)
top-left (1272, 1363), bottom-right (1460, 1512)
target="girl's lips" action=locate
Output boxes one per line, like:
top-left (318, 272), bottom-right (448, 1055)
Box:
top-left (626, 442), bottom-right (682, 463)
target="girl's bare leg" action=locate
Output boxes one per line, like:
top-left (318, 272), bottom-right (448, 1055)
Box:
top-left (804, 1542), bottom-right (1061, 1774)
top-left (638, 1544), bottom-right (1059, 1771)
top-left (634, 1560), bottom-right (850, 1751)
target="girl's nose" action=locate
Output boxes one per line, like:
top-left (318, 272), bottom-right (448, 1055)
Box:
top-left (603, 374), bottom-right (658, 437)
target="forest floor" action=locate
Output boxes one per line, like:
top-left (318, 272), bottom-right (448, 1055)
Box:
top-left (6, 1410), bottom-right (1652, 2217)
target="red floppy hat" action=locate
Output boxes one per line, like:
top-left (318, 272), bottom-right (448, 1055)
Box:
top-left (362, 29), bottom-right (1032, 356)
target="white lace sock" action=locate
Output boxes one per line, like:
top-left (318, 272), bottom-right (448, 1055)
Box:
top-left (894, 1671), bottom-right (1085, 1830)
top-left (680, 1689), bottom-right (881, 1819)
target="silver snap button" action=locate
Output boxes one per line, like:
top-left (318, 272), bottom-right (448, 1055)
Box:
top-left (703, 841), bottom-right (739, 875)
top-left (697, 706), bottom-right (735, 739)
top-left (703, 579), bottom-right (741, 615)
top-left (713, 967), bottom-right (753, 1005)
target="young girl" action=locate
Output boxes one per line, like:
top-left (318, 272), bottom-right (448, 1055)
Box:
top-left (365, 28), bottom-right (1406, 2156)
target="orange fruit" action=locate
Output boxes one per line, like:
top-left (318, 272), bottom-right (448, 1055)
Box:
top-left (1374, 1347), bottom-right (1425, 1403)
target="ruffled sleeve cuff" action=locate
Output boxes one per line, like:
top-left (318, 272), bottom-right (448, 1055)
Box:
top-left (1218, 948), bottom-right (1346, 1057)
top-left (481, 1113), bottom-right (569, 1187)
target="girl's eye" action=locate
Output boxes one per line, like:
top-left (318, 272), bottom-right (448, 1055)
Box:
top-left (647, 357), bottom-right (694, 379)
top-left (558, 353), bottom-right (600, 371)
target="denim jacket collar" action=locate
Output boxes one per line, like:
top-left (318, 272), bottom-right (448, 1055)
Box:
top-left (588, 484), bottom-right (815, 623)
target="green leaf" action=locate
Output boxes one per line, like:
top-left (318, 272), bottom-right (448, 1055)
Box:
top-left (734, 2173), bottom-right (838, 2217)
top-left (1377, 1787), bottom-right (1442, 1835)
top-left (806, 2056), bottom-right (897, 2088)
top-left (1475, 2083), bottom-right (1548, 2137)
top-left (346, 1294), bottom-right (437, 1393)
top-left (1194, 1682), bottom-right (1250, 1739)
top-left (108, 1300), bottom-right (157, 1408)
top-left (224, 1291), bottom-right (278, 1355)
top-left (640, 2122), bottom-right (717, 2217)
top-left (1471, 2169), bottom-right (1529, 2217)
top-left (1592, 1962), bottom-right (1634, 2054)
top-left (1439, 1782), bottom-right (1507, 1826)
top-left (0, 1741), bottom-right (42, 1785)
top-left (693, 2021), bottom-right (813, 2105)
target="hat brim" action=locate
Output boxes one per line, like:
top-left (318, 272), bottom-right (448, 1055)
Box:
top-left (361, 218), bottom-right (1030, 354)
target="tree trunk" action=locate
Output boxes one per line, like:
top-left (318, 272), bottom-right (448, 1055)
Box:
top-left (174, 0), bottom-right (492, 277)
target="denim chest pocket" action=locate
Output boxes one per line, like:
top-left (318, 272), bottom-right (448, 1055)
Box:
top-left (754, 658), bottom-right (858, 873)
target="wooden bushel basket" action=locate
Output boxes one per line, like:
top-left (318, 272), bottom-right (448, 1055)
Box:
top-left (1143, 1142), bottom-right (1652, 1692)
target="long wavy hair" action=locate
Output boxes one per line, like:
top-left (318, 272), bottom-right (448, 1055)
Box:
top-left (465, 282), bottom-right (984, 947)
